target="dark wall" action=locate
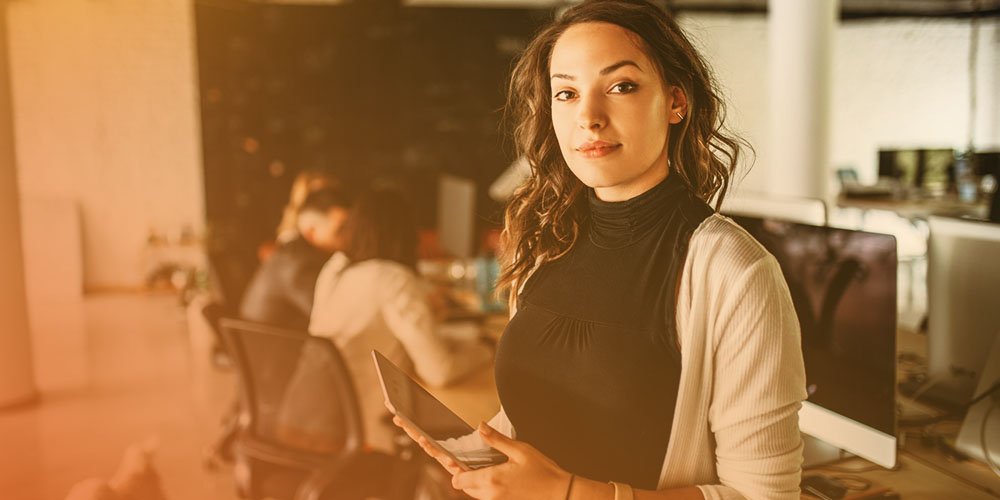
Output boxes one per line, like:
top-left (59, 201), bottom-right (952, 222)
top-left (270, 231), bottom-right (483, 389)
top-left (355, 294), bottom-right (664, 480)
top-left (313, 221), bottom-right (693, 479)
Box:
top-left (194, 1), bottom-right (549, 306)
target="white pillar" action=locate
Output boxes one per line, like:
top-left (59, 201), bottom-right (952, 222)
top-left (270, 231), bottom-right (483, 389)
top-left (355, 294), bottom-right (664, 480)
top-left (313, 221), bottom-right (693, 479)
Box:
top-left (768, 0), bottom-right (837, 200)
top-left (0, 7), bottom-right (37, 408)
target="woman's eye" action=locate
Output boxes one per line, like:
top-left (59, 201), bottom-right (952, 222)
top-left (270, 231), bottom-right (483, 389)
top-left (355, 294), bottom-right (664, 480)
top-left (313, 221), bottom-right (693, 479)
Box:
top-left (553, 90), bottom-right (576, 101)
top-left (609, 82), bottom-right (639, 94)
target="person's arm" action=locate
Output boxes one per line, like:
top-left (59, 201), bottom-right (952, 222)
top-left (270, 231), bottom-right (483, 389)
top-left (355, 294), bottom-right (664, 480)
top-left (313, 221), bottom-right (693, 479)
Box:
top-left (381, 269), bottom-right (491, 387)
top-left (563, 478), bottom-right (702, 500)
top-left (446, 423), bottom-right (705, 500)
top-left (308, 253), bottom-right (348, 334)
top-left (695, 254), bottom-right (807, 500)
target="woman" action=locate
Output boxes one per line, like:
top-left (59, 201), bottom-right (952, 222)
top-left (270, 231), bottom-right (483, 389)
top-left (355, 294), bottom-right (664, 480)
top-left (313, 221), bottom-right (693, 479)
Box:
top-left (310, 188), bottom-right (492, 453)
top-left (396, 1), bottom-right (807, 499)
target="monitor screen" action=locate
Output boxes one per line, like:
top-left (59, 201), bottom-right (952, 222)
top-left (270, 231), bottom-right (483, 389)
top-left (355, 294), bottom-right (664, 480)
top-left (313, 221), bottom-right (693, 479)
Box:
top-left (992, 187), bottom-right (1000, 223)
top-left (438, 174), bottom-right (477, 259)
top-left (878, 149), bottom-right (919, 186)
top-left (877, 148), bottom-right (955, 191)
top-left (877, 150), bottom-right (896, 179)
top-left (974, 151), bottom-right (1000, 178)
top-left (921, 149), bottom-right (955, 194)
top-left (730, 216), bottom-right (897, 436)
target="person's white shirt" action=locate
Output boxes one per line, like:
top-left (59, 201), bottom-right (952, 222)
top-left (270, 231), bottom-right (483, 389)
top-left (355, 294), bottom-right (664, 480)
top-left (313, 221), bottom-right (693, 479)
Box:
top-left (309, 252), bottom-right (492, 452)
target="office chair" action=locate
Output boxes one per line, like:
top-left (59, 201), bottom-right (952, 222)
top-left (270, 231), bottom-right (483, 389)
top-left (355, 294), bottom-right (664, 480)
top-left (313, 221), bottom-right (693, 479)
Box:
top-left (199, 300), bottom-right (241, 468)
top-left (219, 319), bottom-right (421, 500)
top-left (201, 300), bottom-right (233, 369)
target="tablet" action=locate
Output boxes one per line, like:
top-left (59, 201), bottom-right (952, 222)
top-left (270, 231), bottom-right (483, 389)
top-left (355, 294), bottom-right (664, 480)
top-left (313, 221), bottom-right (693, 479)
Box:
top-left (371, 350), bottom-right (508, 470)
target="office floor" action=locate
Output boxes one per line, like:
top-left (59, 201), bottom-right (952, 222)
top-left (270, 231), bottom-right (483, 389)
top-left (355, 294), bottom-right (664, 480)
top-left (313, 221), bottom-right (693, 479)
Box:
top-left (0, 293), bottom-right (239, 500)
top-left (2, 292), bottom-right (996, 500)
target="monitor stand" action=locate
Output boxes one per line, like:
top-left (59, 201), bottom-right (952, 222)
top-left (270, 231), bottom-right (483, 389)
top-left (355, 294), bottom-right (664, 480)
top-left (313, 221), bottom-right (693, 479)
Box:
top-left (802, 434), bottom-right (850, 468)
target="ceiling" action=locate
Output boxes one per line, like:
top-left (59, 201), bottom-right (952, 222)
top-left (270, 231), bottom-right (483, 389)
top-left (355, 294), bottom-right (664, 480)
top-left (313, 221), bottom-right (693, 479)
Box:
top-left (255, 0), bottom-right (1000, 18)
top-left (663, 0), bottom-right (1000, 18)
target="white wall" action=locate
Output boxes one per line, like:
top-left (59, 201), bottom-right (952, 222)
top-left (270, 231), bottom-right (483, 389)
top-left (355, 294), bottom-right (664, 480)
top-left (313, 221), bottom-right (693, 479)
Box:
top-left (7, 0), bottom-right (205, 290)
top-left (680, 14), bottom-right (772, 192)
top-left (4, 5), bottom-right (997, 286)
top-left (0, 5), bottom-right (36, 407)
top-left (680, 13), bottom-right (1000, 193)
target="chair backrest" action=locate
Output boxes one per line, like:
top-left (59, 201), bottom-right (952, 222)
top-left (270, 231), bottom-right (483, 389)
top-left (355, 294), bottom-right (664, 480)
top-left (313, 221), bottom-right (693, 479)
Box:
top-left (220, 318), bottom-right (365, 457)
top-left (201, 301), bottom-right (226, 340)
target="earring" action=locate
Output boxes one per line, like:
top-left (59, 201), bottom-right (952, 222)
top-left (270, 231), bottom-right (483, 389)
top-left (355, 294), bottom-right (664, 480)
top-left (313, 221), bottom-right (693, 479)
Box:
top-left (674, 111), bottom-right (685, 121)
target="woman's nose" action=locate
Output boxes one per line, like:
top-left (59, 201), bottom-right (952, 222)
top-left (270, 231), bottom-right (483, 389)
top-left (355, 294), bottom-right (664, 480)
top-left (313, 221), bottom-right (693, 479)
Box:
top-left (576, 95), bottom-right (607, 130)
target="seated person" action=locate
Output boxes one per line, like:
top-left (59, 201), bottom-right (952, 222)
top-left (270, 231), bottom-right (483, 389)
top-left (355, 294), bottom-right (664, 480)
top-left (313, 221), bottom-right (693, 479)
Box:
top-left (276, 170), bottom-right (340, 244)
top-left (309, 187), bottom-right (492, 453)
top-left (240, 188), bottom-right (349, 330)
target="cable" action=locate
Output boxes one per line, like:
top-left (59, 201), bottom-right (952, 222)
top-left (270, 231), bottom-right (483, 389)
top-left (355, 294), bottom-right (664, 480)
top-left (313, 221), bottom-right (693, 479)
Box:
top-left (899, 380), bottom-right (1000, 427)
top-left (980, 402), bottom-right (1000, 477)
top-left (906, 374), bottom-right (942, 405)
top-left (811, 462), bottom-right (898, 474)
top-left (831, 474), bottom-right (872, 491)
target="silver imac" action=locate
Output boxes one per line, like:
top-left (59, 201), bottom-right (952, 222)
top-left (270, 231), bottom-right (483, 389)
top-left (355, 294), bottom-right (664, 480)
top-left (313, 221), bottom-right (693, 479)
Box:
top-left (438, 174), bottom-right (477, 259)
top-left (731, 215), bottom-right (898, 468)
top-left (926, 216), bottom-right (1000, 407)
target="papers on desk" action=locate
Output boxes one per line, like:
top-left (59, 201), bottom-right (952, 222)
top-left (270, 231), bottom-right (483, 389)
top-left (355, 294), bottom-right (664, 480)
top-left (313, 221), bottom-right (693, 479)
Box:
top-left (437, 321), bottom-right (481, 342)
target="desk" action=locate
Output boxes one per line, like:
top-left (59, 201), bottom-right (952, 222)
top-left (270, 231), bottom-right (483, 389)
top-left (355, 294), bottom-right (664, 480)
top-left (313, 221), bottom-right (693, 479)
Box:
top-left (432, 364), bottom-right (1000, 499)
top-left (836, 194), bottom-right (988, 220)
top-left (805, 453), bottom-right (999, 499)
top-left (427, 323), bottom-right (1000, 498)
top-left (430, 364), bottom-right (500, 427)
top-left (428, 313), bottom-right (505, 425)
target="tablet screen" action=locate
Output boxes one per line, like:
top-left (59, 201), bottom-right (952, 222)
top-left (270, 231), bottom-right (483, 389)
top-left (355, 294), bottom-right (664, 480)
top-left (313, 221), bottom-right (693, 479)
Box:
top-left (372, 350), bottom-right (507, 468)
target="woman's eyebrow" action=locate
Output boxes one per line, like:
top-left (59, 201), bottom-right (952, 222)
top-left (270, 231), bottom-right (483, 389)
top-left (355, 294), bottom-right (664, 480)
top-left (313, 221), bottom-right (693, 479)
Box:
top-left (600, 60), bottom-right (643, 75)
top-left (550, 60), bottom-right (644, 81)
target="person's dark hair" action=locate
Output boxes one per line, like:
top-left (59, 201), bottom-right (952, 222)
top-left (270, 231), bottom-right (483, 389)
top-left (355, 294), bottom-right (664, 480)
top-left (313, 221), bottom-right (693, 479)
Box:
top-left (297, 188), bottom-right (351, 217)
top-left (498, 0), bottom-right (749, 306)
top-left (340, 188), bottom-right (418, 270)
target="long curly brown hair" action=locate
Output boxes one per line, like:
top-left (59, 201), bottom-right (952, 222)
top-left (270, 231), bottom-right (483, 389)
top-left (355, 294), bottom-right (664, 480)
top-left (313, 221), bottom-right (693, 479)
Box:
top-left (497, 0), bottom-right (748, 307)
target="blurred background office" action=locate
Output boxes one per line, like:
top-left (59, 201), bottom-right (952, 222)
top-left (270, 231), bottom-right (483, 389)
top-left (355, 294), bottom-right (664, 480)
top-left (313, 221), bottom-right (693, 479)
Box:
top-left (1, 0), bottom-right (1000, 499)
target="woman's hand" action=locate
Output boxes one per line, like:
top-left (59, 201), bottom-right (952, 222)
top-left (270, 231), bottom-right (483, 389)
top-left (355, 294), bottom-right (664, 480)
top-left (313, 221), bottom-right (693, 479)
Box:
top-left (392, 415), bottom-right (465, 475)
top-left (392, 417), bottom-right (572, 500)
top-left (452, 422), bottom-right (571, 500)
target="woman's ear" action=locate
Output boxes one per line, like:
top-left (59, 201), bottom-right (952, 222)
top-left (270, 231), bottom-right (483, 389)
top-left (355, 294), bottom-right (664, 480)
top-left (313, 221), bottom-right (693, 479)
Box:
top-left (668, 85), bottom-right (688, 125)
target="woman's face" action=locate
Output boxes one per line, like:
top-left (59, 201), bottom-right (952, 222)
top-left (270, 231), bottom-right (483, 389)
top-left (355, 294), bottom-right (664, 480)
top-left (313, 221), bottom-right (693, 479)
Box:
top-left (549, 22), bottom-right (685, 202)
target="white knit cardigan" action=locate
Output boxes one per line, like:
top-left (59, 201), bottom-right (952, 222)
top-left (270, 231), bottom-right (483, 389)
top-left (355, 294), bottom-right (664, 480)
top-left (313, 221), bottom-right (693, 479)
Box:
top-left (486, 213), bottom-right (807, 500)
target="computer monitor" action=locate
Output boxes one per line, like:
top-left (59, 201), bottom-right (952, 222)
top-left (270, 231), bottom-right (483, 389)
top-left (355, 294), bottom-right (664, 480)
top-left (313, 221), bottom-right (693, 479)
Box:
top-left (955, 332), bottom-right (1000, 465)
top-left (973, 151), bottom-right (1000, 178)
top-left (878, 149), bottom-right (918, 186)
top-left (438, 174), bottom-right (477, 259)
top-left (926, 216), bottom-right (1000, 407)
top-left (920, 149), bottom-right (955, 194)
top-left (991, 187), bottom-right (1000, 223)
top-left (720, 191), bottom-right (828, 226)
top-left (877, 150), bottom-right (896, 180)
top-left (878, 148), bottom-right (955, 193)
top-left (731, 215), bottom-right (898, 468)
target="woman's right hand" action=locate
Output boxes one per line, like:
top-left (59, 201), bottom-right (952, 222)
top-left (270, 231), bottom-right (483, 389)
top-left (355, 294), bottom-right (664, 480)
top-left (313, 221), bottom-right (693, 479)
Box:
top-left (392, 415), bottom-right (465, 475)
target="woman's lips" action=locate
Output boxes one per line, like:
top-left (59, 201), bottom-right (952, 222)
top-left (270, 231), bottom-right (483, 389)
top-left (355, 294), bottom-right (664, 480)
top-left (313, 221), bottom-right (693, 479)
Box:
top-left (576, 142), bottom-right (621, 159)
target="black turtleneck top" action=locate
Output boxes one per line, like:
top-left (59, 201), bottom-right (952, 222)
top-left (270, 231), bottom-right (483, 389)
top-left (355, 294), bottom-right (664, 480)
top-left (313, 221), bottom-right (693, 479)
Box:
top-left (494, 172), bottom-right (713, 489)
